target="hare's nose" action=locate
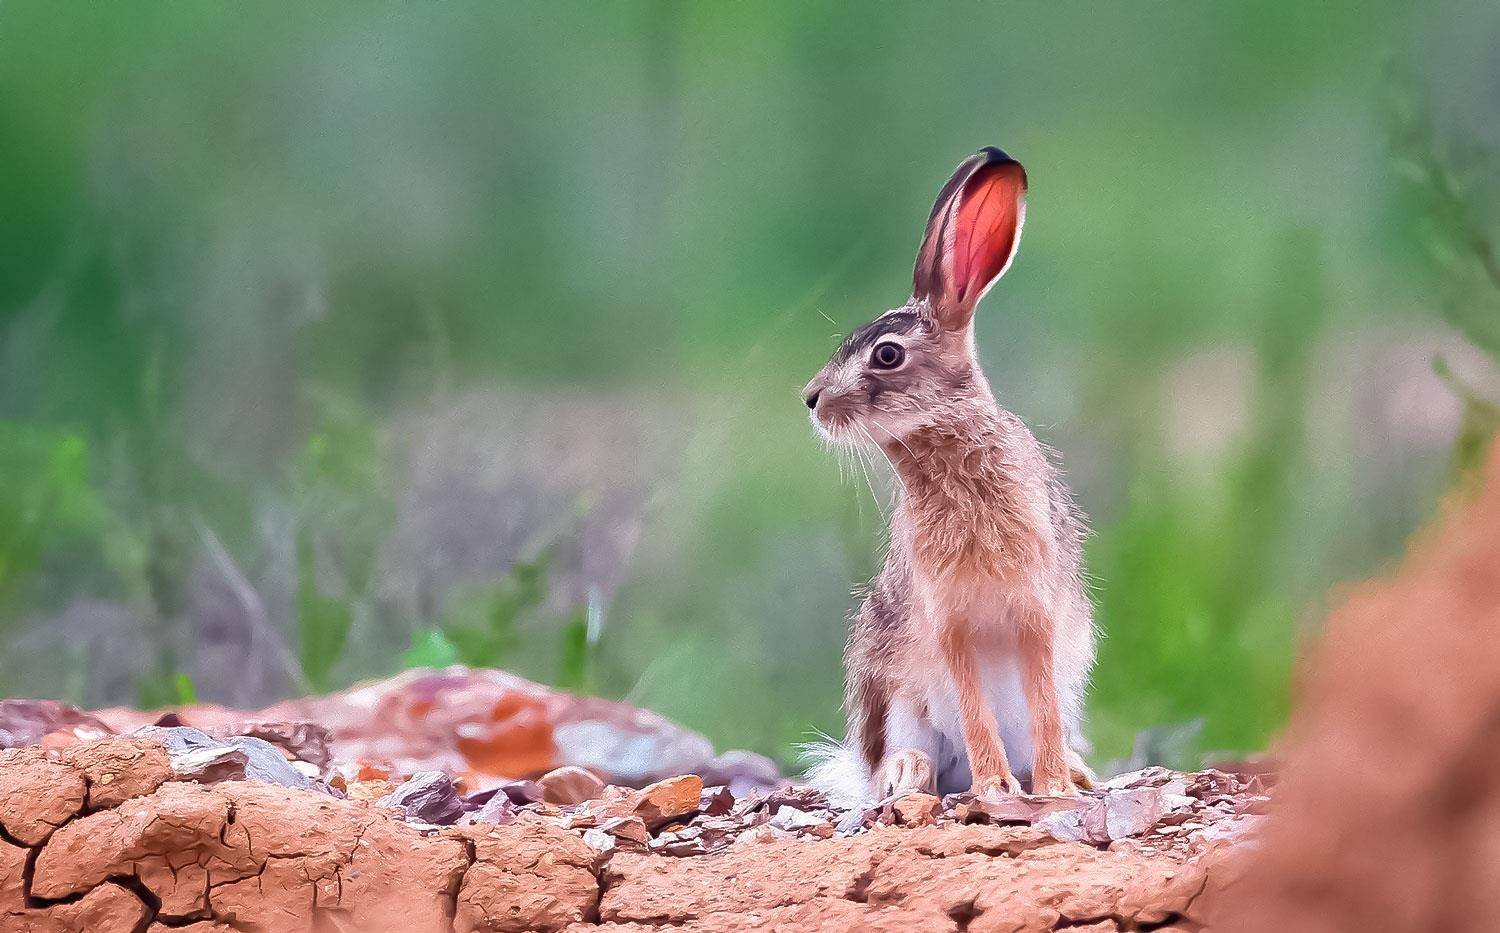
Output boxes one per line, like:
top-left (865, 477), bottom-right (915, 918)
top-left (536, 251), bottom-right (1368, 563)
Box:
top-left (802, 375), bottom-right (829, 410)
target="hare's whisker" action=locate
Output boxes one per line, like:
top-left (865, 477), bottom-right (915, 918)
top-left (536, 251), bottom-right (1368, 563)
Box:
top-left (870, 417), bottom-right (920, 463)
top-left (853, 427), bottom-right (889, 521)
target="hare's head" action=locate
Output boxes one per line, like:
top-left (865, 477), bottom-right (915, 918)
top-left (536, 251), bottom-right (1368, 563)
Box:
top-left (803, 147), bottom-right (1026, 447)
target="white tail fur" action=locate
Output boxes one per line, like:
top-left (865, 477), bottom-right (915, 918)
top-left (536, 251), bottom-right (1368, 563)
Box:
top-left (800, 737), bottom-right (872, 808)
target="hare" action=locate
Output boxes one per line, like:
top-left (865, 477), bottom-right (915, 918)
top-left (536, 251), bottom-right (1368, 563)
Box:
top-left (803, 147), bottom-right (1095, 802)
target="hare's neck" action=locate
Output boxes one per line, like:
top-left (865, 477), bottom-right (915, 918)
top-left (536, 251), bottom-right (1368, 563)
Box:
top-left (883, 406), bottom-right (1006, 498)
top-left (882, 406), bottom-right (1039, 575)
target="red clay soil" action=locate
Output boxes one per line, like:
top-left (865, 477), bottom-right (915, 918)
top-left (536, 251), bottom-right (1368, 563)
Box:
top-left (0, 732), bottom-right (1253, 932)
top-left (1213, 441), bottom-right (1500, 932)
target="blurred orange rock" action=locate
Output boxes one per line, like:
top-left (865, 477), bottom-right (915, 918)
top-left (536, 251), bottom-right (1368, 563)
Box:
top-left (77, 667), bottom-right (779, 792)
top-left (0, 699), bottom-right (113, 749)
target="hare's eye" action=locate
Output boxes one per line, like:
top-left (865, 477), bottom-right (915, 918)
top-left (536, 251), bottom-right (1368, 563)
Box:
top-left (871, 342), bottom-right (905, 369)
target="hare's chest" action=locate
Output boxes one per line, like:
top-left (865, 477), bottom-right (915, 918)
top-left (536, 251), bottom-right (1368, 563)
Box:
top-left (901, 478), bottom-right (1052, 582)
top-left (909, 570), bottom-right (1026, 650)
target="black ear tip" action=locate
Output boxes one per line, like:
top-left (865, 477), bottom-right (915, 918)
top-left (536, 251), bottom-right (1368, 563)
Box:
top-left (977, 146), bottom-right (1019, 166)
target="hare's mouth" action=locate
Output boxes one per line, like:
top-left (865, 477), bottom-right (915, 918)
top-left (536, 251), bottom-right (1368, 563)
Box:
top-left (811, 405), bottom-right (928, 453)
top-left (809, 408), bottom-right (879, 449)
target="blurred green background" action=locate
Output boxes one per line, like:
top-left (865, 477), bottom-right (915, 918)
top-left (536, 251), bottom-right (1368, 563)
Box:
top-left (3, 2), bottom-right (1499, 771)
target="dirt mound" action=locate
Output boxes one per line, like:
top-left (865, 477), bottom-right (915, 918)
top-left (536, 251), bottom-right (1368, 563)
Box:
top-left (1, 733), bottom-right (1257, 932)
top-left (1214, 442), bottom-right (1500, 931)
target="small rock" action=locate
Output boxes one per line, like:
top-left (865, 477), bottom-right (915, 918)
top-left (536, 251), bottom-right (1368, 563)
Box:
top-left (1103, 787), bottom-right (1166, 840)
top-left (229, 736), bottom-right (311, 786)
top-left (460, 792), bottom-right (516, 826)
top-left (892, 793), bottom-right (942, 827)
top-left (948, 791), bottom-right (1091, 826)
top-left (147, 727), bottom-right (246, 783)
top-left (730, 788), bottom-right (764, 817)
top-left (699, 784), bottom-right (735, 817)
top-left (145, 727), bottom-right (314, 791)
top-left (563, 808), bottom-right (599, 830)
top-left (582, 827), bottom-right (617, 855)
top-left (601, 815), bottom-right (650, 847)
top-left (377, 771), bottom-right (466, 825)
top-left (736, 823), bottom-right (780, 845)
top-left (1036, 792), bottom-right (1163, 846)
top-left (0, 699), bottom-right (114, 750)
top-left (538, 765), bottom-right (605, 805)
top-left (628, 774), bottom-right (704, 829)
top-left (218, 721), bottom-right (334, 769)
top-left (768, 806), bottom-right (834, 838)
top-left (1162, 792), bottom-right (1197, 813)
top-left (701, 749), bottom-right (782, 794)
top-left (651, 825), bottom-right (707, 857)
top-left (836, 806), bottom-right (875, 835)
top-left (354, 762), bottom-right (392, 781)
top-left (346, 779), bottom-right (396, 802)
top-left (695, 823), bottom-right (736, 853)
top-left (760, 785), bottom-right (830, 815)
top-left (1037, 802), bottom-right (1109, 845)
top-left (498, 779), bottom-right (544, 805)
top-left (1101, 766), bottom-right (1178, 790)
top-left (1190, 770), bottom-right (1244, 797)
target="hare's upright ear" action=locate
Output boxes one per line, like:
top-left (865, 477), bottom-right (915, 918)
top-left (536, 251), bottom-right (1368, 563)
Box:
top-left (911, 147), bottom-right (1028, 332)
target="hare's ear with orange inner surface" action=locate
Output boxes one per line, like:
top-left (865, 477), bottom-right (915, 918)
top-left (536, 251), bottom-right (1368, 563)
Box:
top-left (911, 147), bottom-right (1028, 332)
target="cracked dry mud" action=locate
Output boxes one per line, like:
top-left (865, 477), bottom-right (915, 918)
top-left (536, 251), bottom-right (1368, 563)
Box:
top-left (0, 733), bottom-right (1253, 932)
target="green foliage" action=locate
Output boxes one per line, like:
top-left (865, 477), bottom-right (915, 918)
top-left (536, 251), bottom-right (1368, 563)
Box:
top-left (296, 528), bottom-right (354, 692)
top-left (293, 394), bottom-right (396, 598)
top-left (401, 554), bottom-right (597, 691)
top-left (0, 1), bottom-right (1487, 768)
top-left (135, 667), bottom-right (197, 710)
top-left (403, 628), bottom-right (460, 669)
top-left (0, 422), bottom-right (141, 621)
top-left (437, 555), bottom-right (548, 668)
top-left (1086, 232), bottom-right (1325, 761)
top-left (287, 394), bottom-right (395, 689)
top-left (175, 674), bottom-right (198, 705)
top-left (1386, 76), bottom-right (1500, 477)
top-left (556, 607), bottom-right (596, 694)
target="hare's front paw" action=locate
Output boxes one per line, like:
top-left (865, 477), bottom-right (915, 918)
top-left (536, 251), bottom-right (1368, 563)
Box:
top-left (1030, 774), bottom-right (1079, 797)
top-left (877, 749), bottom-right (936, 798)
top-left (970, 773), bottom-right (1022, 798)
top-left (1067, 749), bottom-right (1096, 791)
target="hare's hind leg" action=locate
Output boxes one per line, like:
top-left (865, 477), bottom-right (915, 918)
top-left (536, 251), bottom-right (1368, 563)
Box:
top-left (871, 696), bottom-right (943, 798)
top-left (1019, 605), bottom-right (1078, 797)
top-left (941, 623), bottom-right (1022, 797)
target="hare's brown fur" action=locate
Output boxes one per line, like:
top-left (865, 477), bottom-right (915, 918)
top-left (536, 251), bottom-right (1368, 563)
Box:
top-left (804, 148), bottom-right (1094, 800)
